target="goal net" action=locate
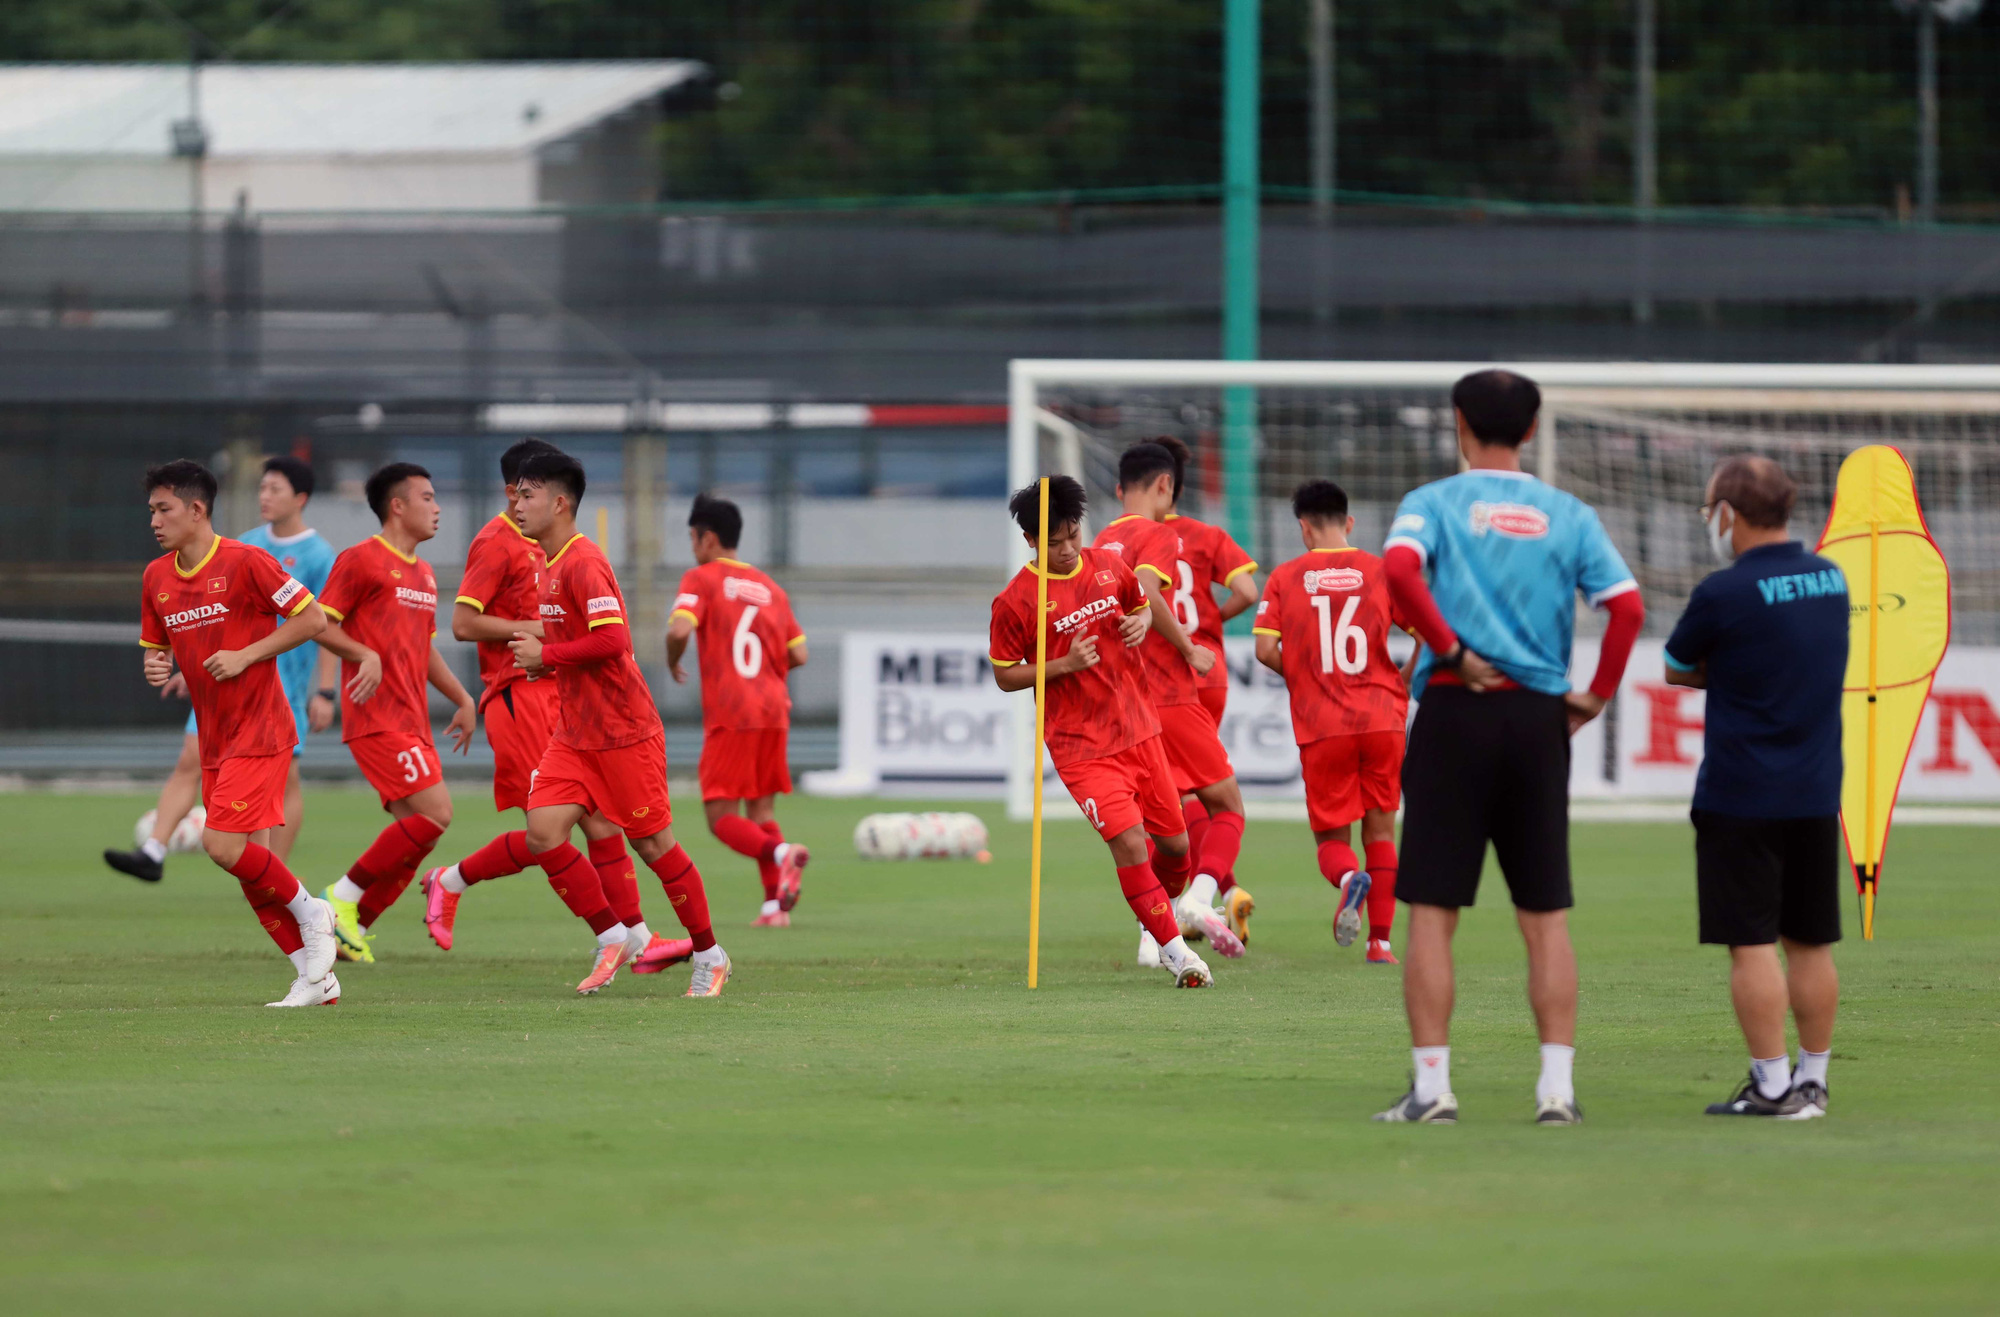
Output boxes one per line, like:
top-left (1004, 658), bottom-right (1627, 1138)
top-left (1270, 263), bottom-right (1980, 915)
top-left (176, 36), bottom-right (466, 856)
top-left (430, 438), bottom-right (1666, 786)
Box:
top-left (1005, 360), bottom-right (2000, 818)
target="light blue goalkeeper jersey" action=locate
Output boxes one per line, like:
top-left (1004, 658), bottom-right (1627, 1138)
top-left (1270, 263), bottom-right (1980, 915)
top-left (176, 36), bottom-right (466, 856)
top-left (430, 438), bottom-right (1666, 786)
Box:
top-left (1385, 469), bottom-right (1636, 699)
top-left (185, 525), bottom-right (337, 742)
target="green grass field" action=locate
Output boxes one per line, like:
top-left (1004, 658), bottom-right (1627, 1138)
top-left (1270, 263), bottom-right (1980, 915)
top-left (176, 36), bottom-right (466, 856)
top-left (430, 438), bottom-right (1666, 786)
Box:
top-left (3, 789), bottom-right (1997, 1314)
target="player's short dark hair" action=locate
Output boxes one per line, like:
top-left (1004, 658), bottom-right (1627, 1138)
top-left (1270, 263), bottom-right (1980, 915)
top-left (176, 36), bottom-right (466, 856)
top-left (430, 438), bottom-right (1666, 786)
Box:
top-left (144, 459), bottom-right (217, 518)
top-left (500, 438), bottom-right (560, 486)
top-left (1118, 441), bottom-right (1178, 493)
top-left (1009, 475), bottom-right (1087, 539)
top-left (261, 455), bottom-right (315, 500)
top-left (515, 449), bottom-right (586, 511)
top-left (1451, 369), bottom-right (1542, 448)
top-left (688, 493), bottom-right (743, 550)
top-left (1292, 478), bottom-right (1349, 524)
top-left (364, 461), bottom-right (432, 522)
top-left (1152, 435), bottom-right (1192, 503)
top-left (1710, 454), bottom-right (1796, 529)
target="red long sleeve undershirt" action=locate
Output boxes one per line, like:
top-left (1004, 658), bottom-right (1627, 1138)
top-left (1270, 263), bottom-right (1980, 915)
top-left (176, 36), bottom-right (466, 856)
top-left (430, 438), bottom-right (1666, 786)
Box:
top-left (1382, 545), bottom-right (1644, 699)
top-left (541, 622), bottom-right (629, 668)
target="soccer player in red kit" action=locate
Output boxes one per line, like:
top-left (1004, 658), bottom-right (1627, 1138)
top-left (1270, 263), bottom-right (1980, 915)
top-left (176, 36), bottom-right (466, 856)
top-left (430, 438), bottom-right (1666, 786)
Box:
top-left (667, 494), bottom-right (811, 927)
top-left (1152, 435), bottom-right (1260, 944)
top-left (444, 450), bottom-right (729, 996)
top-left (991, 475), bottom-right (1214, 988)
top-left (1090, 442), bottom-right (1247, 963)
top-left (137, 460), bottom-right (342, 1006)
top-left (311, 463), bottom-right (477, 962)
top-left (1254, 480), bottom-right (1409, 965)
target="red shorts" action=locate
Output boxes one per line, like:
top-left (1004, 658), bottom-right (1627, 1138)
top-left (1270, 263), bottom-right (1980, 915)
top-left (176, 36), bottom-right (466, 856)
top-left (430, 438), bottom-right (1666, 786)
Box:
top-left (1198, 684), bottom-right (1228, 723)
top-left (1300, 729), bottom-right (1405, 832)
top-left (200, 752), bottom-right (291, 834)
top-left (699, 726), bottom-right (793, 801)
top-left (347, 730), bottom-right (445, 808)
top-left (1057, 735), bottom-right (1184, 842)
top-left (483, 678), bottom-right (559, 812)
top-left (1157, 700), bottom-right (1235, 794)
top-left (528, 732), bottom-right (673, 839)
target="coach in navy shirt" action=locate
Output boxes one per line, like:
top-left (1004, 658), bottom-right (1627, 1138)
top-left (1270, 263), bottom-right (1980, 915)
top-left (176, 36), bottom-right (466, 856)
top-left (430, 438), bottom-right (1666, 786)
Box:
top-left (1664, 455), bottom-right (1846, 1121)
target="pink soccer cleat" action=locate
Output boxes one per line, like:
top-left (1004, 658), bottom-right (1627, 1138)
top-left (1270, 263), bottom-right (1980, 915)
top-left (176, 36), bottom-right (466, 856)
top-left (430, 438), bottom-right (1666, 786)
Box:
top-left (775, 843), bottom-right (809, 912)
top-left (1366, 939), bottom-right (1400, 966)
top-left (752, 909), bottom-right (790, 928)
top-left (576, 941), bottom-right (632, 995)
top-left (422, 868), bottom-right (460, 951)
top-left (1183, 900), bottom-right (1245, 959)
top-left (628, 934), bottom-right (695, 975)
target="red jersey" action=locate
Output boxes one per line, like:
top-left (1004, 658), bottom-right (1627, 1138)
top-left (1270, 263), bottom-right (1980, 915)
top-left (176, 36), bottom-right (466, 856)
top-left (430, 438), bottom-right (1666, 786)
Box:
top-left (988, 547), bottom-right (1159, 767)
top-left (456, 511), bottom-right (545, 704)
top-left (540, 533), bottom-right (662, 751)
top-left (1091, 513), bottom-right (1200, 707)
top-left (671, 558), bottom-right (803, 732)
top-left (140, 536), bottom-right (312, 767)
top-left (319, 535), bottom-right (439, 742)
top-left (1253, 547), bottom-right (1409, 740)
top-left (1166, 514), bottom-right (1256, 692)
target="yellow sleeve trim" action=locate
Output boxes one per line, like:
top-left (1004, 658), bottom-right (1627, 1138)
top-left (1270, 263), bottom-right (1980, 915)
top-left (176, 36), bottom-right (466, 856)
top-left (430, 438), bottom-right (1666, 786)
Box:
top-left (1223, 562), bottom-right (1258, 583)
top-left (787, 634), bottom-right (808, 647)
top-left (286, 591), bottom-right (315, 617)
top-left (989, 656), bottom-right (1021, 667)
top-left (1137, 563), bottom-right (1173, 583)
top-left (139, 639), bottom-right (171, 650)
top-left (1251, 626), bottom-right (1282, 637)
top-left (1128, 599), bottom-right (1151, 613)
top-left (455, 594), bottom-right (486, 612)
top-left (319, 603), bottom-right (346, 622)
top-left (587, 616), bottom-right (626, 629)
top-left (668, 608), bottom-right (699, 627)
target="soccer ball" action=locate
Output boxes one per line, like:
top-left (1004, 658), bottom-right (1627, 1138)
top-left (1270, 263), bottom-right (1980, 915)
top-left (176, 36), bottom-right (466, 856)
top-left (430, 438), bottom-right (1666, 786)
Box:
top-left (851, 811), bottom-right (989, 860)
top-left (134, 805), bottom-right (207, 854)
top-left (852, 812), bottom-right (913, 860)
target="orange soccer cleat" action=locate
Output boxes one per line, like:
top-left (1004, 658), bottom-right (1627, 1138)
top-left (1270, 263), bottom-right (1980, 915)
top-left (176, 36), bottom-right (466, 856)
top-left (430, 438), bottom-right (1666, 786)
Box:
top-left (775, 843), bottom-right (809, 912)
top-left (752, 909), bottom-right (790, 928)
top-left (684, 950), bottom-right (731, 998)
top-left (422, 868), bottom-right (460, 951)
top-left (628, 934), bottom-right (695, 975)
top-left (576, 940), bottom-right (632, 994)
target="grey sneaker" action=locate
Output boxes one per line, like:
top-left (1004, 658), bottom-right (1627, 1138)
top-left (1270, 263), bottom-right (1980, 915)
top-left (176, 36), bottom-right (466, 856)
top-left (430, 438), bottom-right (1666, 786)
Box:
top-left (1786, 1080), bottom-right (1829, 1120)
top-left (1373, 1085), bottom-right (1458, 1124)
top-left (1534, 1095), bottom-right (1583, 1125)
top-left (1705, 1071), bottom-right (1811, 1118)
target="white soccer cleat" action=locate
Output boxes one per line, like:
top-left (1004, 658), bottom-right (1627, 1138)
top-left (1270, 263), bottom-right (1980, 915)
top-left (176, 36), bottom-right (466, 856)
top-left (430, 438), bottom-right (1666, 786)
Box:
top-left (266, 971), bottom-right (341, 1007)
top-left (1173, 952), bottom-right (1213, 988)
top-left (1180, 897), bottom-right (1245, 959)
top-left (1137, 930), bottom-right (1162, 969)
top-left (297, 895), bottom-right (339, 983)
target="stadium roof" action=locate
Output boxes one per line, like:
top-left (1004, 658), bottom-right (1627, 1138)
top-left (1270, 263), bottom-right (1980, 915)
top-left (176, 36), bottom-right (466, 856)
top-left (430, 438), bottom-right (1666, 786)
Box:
top-left (0, 62), bottom-right (711, 158)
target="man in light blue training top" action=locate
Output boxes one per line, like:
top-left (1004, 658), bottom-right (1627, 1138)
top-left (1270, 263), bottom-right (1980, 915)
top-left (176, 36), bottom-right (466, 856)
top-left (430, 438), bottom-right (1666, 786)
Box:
top-left (104, 456), bottom-right (337, 882)
top-left (1372, 369), bottom-right (1646, 1126)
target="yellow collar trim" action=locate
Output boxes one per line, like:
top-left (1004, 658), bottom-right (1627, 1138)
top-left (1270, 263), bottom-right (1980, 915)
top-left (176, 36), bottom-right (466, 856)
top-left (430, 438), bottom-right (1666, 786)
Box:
top-left (1105, 513), bottom-right (1149, 528)
top-left (717, 557), bottom-right (751, 568)
top-left (372, 534), bottom-right (419, 565)
top-left (499, 512), bottom-right (535, 543)
top-left (546, 533), bottom-right (588, 566)
top-left (1308, 546), bottom-right (1358, 554)
top-left (173, 533), bottom-right (222, 579)
top-left (1029, 556), bottom-right (1084, 580)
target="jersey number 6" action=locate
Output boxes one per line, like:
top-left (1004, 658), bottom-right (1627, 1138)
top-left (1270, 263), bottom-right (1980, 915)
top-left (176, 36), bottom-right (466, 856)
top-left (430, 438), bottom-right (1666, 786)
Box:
top-left (732, 604), bottom-right (764, 679)
top-left (1310, 593), bottom-right (1367, 676)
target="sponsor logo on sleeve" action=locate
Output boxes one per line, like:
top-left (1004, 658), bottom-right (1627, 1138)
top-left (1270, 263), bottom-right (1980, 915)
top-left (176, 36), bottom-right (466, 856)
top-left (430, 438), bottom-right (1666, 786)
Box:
top-left (271, 577), bottom-right (305, 609)
top-left (1256, 599), bottom-right (1270, 615)
top-left (1469, 501), bottom-right (1550, 539)
top-left (586, 595), bottom-right (620, 615)
top-left (1304, 567), bottom-right (1365, 594)
top-left (722, 577), bottom-right (773, 606)
top-left (1389, 514), bottom-right (1426, 535)
top-left (673, 592), bottom-right (700, 610)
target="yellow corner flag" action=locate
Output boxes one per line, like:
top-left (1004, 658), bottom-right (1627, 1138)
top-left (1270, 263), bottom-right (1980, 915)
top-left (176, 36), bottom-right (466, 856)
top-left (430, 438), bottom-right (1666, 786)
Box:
top-left (1815, 445), bottom-right (1950, 940)
top-left (1027, 477), bottom-right (1050, 989)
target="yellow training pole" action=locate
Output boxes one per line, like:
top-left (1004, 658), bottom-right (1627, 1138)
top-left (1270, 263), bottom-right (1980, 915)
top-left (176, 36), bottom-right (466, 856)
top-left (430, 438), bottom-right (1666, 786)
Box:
top-left (1028, 477), bottom-right (1051, 989)
top-left (1863, 502), bottom-right (1881, 940)
top-left (595, 506), bottom-right (610, 551)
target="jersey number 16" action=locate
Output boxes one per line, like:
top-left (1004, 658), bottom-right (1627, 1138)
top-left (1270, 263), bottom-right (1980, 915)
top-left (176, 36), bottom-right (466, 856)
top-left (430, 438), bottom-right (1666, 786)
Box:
top-left (1310, 594), bottom-right (1367, 675)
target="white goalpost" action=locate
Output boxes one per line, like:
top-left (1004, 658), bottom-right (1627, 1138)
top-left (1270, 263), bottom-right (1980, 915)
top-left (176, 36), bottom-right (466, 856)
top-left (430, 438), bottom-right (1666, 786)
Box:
top-left (1005, 359), bottom-right (2000, 820)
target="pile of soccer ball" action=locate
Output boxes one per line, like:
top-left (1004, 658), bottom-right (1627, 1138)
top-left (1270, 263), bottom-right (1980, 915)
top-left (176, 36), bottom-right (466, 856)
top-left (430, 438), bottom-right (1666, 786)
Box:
top-left (134, 806), bottom-right (207, 854)
top-left (852, 811), bottom-right (991, 862)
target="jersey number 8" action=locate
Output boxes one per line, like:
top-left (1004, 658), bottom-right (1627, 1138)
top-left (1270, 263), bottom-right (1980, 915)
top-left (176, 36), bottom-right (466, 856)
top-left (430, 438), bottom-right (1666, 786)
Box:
top-left (1309, 593), bottom-right (1367, 675)
top-left (733, 604), bottom-right (764, 679)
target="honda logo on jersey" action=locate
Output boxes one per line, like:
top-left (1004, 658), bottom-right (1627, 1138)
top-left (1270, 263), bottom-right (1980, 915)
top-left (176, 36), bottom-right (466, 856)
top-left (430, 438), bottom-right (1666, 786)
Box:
top-left (1470, 502), bottom-right (1550, 539)
top-left (1303, 567), bottom-right (1365, 594)
top-left (723, 577), bottom-right (773, 606)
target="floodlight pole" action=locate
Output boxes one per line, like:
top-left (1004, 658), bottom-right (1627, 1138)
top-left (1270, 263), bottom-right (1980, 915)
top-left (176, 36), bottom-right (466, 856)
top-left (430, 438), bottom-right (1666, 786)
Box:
top-left (1631, 0), bottom-right (1657, 325)
top-left (1917, 0), bottom-right (1938, 224)
top-left (1223, 0), bottom-right (1262, 570)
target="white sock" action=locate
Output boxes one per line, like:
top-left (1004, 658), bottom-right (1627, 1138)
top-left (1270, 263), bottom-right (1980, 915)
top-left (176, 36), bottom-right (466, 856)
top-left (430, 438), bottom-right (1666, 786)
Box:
top-left (692, 944), bottom-right (727, 967)
top-left (1796, 1049), bottom-right (1830, 1087)
top-left (1186, 873), bottom-right (1219, 908)
top-left (595, 924), bottom-right (628, 949)
top-left (282, 885), bottom-right (318, 920)
top-left (772, 842), bottom-right (790, 865)
top-left (1371, 937), bottom-right (1392, 951)
top-left (1158, 934), bottom-right (1193, 972)
top-left (330, 876), bottom-right (365, 904)
top-left (1536, 1044), bottom-right (1576, 1105)
top-left (141, 837), bottom-right (168, 863)
top-left (287, 948), bottom-right (308, 976)
top-left (760, 899), bottom-right (781, 916)
top-left (1413, 1046), bottom-right (1452, 1103)
top-left (438, 863), bottom-right (468, 894)
top-left (627, 921), bottom-right (653, 945)
top-left (1751, 1053), bottom-right (1792, 1100)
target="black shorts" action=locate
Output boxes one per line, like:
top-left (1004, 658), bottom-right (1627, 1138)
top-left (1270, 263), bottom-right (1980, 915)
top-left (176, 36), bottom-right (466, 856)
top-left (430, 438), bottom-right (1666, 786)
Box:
top-left (1692, 810), bottom-right (1842, 946)
top-left (1398, 686), bottom-right (1572, 912)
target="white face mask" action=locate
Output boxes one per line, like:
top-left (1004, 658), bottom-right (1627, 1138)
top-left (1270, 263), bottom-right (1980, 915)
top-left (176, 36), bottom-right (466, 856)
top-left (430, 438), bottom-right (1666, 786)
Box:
top-left (1706, 500), bottom-right (1737, 563)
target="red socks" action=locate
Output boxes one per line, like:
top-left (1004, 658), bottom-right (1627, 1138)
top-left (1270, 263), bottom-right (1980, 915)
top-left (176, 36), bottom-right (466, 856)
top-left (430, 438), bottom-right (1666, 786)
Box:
top-left (1316, 839), bottom-right (1360, 887)
top-left (460, 830), bottom-right (533, 884)
top-left (1182, 797), bottom-right (1211, 867)
top-left (227, 843), bottom-right (306, 953)
top-left (1151, 841), bottom-right (1192, 899)
top-left (1116, 863), bottom-right (1183, 946)
top-left (1198, 808), bottom-right (1245, 883)
top-left (646, 845), bottom-right (716, 951)
top-left (1365, 839), bottom-right (1399, 944)
top-left (347, 816), bottom-right (445, 888)
top-left (534, 841), bottom-right (619, 935)
top-left (590, 834), bottom-right (643, 928)
top-left (757, 820), bottom-right (784, 900)
top-left (712, 812), bottom-right (779, 861)
top-left (357, 865), bottom-right (418, 928)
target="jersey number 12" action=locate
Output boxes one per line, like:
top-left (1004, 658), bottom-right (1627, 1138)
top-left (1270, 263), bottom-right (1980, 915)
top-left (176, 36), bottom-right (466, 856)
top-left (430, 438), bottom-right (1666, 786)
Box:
top-left (1310, 594), bottom-right (1367, 675)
